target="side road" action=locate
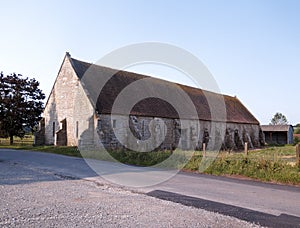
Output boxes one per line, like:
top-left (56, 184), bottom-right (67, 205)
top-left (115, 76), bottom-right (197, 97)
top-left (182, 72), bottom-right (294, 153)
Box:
top-left (1, 149), bottom-right (299, 227)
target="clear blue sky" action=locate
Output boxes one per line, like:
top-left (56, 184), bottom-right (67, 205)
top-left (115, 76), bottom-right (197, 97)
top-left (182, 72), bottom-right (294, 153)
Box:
top-left (1, 0), bottom-right (299, 125)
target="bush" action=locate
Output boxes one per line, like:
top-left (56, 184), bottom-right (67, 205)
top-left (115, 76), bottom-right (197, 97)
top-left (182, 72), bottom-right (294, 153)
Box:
top-left (294, 136), bottom-right (300, 145)
top-left (108, 150), bottom-right (173, 167)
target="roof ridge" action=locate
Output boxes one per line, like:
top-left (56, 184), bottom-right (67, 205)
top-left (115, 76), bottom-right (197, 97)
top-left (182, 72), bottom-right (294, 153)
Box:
top-left (69, 56), bottom-right (237, 99)
top-left (66, 55), bottom-right (259, 124)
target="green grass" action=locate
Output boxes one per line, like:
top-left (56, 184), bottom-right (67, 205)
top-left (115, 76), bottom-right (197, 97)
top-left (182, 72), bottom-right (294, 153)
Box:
top-left (78, 148), bottom-right (192, 169)
top-left (108, 150), bottom-right (172, 166)
top-left (0, 136), bottom-right (81, 157)
top-left (0, 135), bottom-right (35, 146)
top-left (0, 144), bottom-right (81, 158)
top-left (32, 146), bottom-right (82, 157)
top-left (204, 157), bottom-right (300, 184)
top-left (1, 137), bottom-right (299, 185)
top-left (183, 145), bottom-right (300, 185)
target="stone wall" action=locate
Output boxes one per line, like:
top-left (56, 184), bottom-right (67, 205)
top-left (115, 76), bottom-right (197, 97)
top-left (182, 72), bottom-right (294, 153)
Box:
top-left (96, 114), bottom-right (263, 151)
top-left (42, 55), bottom-right (95, 146)
top-left (34, 118), bottom-right (45, 145)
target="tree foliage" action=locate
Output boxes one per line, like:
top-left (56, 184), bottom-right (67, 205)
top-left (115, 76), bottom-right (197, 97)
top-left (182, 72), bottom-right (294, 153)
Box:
top-left (294, 123), bottom-right (300, 134)
top-left (0, 72), bottom-right (45, 144)
top-left (270, 112), bottom-right (288, 125)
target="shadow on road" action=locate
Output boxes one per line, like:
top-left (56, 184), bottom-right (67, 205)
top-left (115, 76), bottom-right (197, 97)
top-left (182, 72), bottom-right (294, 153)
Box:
top-left (0, 149), bottom-right (180, 187)
top-left (147, 190), bottom-right (300, 227)
top-left (0, 149), bottom-right (99, 185)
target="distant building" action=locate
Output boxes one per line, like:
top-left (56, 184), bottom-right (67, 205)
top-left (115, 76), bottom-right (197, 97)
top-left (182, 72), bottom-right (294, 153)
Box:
top-left (261, 125), bottom-right (294, 145)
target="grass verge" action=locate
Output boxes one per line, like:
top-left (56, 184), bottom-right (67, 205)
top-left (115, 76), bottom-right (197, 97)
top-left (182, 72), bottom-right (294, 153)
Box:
top-left (0, 136), bottom-right (81, 157)
top-left (1, 138), bottom-right (299, 185)
top-left (184, 145), bottom-right (300, 185)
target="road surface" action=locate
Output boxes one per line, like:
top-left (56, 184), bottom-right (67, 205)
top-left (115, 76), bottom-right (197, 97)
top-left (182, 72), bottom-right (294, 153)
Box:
top-left (0, 149), bottom-right (299, 227)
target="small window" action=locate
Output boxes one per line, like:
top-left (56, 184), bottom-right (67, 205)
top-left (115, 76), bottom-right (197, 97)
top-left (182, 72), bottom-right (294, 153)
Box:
top-left (76, 121), bottom-right (79, 138)
top-left (141, 120), bottom-right (145, 137)
top-left (52, 122), bottom-right (55, 137)
top-left (113, 119), bottom-right (116, 128)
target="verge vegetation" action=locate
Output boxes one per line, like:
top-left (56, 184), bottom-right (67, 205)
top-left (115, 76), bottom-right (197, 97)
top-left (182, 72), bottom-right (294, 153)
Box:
top-left (184, 145), bottom-right (300, 185)
top-left (0, 136), bottom-right (81, 157)
top-left (0, 136), bottom-right (299, 185)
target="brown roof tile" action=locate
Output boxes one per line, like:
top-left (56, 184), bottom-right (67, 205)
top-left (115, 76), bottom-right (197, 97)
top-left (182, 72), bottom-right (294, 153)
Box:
top-left (70, 57), bottom-right (259, 124)
top-left (261, 125), bottom-right (293, 132)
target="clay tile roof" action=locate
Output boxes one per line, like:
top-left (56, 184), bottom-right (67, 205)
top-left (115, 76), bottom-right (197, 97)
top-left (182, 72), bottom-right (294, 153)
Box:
top-left (261, 125), bottom-right (292, 132)
top-left (69, 57), bottom-right (259, 125)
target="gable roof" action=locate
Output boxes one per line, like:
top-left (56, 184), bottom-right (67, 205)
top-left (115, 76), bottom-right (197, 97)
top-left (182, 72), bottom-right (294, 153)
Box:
top-left (67, 54), bottom-right (259, 125)
top-left (261, 125), bottom-right (293, 132)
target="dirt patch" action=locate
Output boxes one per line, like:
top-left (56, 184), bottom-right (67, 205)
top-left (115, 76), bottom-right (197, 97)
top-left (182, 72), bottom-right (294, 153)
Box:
top-left (281, 155), bottom-right (296, 159)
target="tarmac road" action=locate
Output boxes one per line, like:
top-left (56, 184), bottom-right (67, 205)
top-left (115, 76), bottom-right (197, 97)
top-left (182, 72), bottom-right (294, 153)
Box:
top-left (0, 149), bottom-right (299, 227)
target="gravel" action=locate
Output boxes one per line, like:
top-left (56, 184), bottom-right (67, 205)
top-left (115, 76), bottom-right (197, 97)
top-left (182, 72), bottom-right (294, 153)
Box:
top-left (0, 159), bottom-right (261, 227)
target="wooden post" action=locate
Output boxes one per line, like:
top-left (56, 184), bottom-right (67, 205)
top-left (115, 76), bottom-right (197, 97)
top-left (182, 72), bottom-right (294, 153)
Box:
top-left (296, 144), bottom-right (300, 166)
top-left (203, 143), bottom-right (206, 158)
top-left (244, 142), bottom-right (248, 157)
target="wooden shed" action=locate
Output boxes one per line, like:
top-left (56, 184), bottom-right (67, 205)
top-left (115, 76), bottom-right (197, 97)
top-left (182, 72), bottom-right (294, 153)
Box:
top-left (261, 125), bottom-right (294, 145)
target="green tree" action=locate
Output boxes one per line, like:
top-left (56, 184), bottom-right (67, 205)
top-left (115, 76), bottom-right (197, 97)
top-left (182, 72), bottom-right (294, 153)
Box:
top-left (0, 72), bottom-right (45, 144)
top-left (270, 112), bottom-right (288, 125)
top-left (294, 123), bottom-right (300, 134)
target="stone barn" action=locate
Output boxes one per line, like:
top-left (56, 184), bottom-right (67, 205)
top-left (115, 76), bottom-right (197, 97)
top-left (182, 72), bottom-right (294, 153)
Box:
top-left (261, 125), bottom-right (294, 145)
top-left (36, 53), bottom-right (264, 151)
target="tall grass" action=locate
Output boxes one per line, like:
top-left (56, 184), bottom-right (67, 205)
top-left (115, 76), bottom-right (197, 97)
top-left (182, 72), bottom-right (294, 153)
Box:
top-left (184, 145), bottom-right (300, 185)
top-left (1, 138), bottom-right (299, 185)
